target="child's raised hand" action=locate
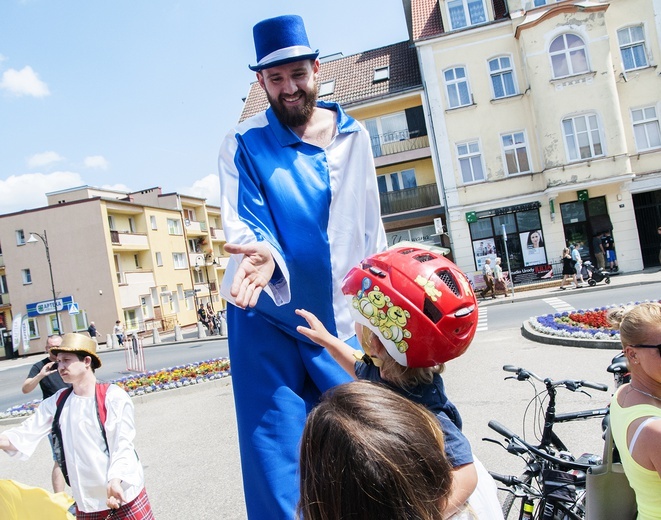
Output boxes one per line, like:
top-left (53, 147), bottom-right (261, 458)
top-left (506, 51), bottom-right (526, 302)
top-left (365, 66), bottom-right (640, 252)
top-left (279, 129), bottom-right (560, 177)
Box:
top-left (295, 308), bottom-right (334, 348)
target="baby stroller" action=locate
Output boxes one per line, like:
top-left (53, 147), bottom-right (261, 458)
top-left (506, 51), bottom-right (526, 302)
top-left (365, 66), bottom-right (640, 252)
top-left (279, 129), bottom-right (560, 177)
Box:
top-left (581, 261), bottom-right (611, 286)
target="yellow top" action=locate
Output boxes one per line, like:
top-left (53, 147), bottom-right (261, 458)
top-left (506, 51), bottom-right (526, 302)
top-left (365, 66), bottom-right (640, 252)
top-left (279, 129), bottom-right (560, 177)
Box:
top-left (610, 389), bottom-right (661, 520)
top-left (0, 480), bottom-right (74, 520)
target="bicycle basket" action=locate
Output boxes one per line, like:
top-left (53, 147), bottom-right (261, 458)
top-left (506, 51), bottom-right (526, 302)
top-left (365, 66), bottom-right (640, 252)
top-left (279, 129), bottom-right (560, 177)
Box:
top-left (542, 469), bottom-right (578, 502)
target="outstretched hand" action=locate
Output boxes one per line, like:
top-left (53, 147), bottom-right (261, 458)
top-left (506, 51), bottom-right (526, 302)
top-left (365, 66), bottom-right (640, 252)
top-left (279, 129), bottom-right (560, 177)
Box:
top-left (295, 309), bottom-right (336, 349)
top-left (224, 242), bottom-right (275, 309)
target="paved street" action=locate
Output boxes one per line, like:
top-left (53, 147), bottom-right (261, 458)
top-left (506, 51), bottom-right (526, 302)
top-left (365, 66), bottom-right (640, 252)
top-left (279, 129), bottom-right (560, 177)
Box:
top-left (0, 268), bottom-right (658, 519)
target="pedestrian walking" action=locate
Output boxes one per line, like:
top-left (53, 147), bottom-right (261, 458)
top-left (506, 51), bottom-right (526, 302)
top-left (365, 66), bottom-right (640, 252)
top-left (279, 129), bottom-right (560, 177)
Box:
top-left (480, 258), bottom-right (496, 299)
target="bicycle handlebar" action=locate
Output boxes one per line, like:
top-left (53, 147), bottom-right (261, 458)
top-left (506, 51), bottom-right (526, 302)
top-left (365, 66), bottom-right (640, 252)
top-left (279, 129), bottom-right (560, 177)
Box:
top-left (487, 420), bottom-right (593, 471)
top-left (502, 365), bottom-right (608, 392)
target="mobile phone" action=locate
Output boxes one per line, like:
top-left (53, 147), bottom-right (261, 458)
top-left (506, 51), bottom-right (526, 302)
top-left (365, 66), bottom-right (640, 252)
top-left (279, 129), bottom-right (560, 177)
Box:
top-left (51, 362), bottom-right (59, 370)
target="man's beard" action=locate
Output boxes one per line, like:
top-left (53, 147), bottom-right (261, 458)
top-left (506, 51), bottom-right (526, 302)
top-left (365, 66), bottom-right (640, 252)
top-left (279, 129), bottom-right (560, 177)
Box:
top-left (266, 80), bottom-right (318, 128)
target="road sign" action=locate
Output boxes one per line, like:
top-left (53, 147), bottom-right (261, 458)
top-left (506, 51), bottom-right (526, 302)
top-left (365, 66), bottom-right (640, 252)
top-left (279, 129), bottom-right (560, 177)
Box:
top-left (68, 303), bottom-right (80, 315)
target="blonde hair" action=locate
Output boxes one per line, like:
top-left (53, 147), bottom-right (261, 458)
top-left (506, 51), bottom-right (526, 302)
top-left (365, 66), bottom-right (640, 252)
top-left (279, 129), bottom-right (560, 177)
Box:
top-left (363, 330), bottom-right (444, 388)
top-left (608, 302), bottom-right (661, 347)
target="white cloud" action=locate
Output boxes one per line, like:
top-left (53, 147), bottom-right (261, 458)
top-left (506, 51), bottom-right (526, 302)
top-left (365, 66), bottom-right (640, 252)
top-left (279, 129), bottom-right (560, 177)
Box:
top-left (0, 66), bottom-right (50, 97)
top-left (0, 171), bottom-right (83, 214)
top-left (84, 155), bottom-right (109, 170)
top-left (179, 174), bottom-right (220, 206)
top-left (100, 183), bottom-right (131, 192)
top-left (27, 151), bottom-right (64, 169)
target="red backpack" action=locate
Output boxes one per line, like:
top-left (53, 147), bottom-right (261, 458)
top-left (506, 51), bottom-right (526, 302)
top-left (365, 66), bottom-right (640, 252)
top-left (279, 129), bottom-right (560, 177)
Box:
top-left (51, 383), bottom-right (111, 486)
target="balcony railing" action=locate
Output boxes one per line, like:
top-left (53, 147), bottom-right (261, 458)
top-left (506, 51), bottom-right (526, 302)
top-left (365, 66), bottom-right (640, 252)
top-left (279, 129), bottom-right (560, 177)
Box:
top-left (370, 130), bottom-right (430, 158)
top-left (0, 293), bottom-right (9, 306)
top-left (379, 183), bottom-right (441, 216)
top-left (110, 230), bottom-right (149, 249)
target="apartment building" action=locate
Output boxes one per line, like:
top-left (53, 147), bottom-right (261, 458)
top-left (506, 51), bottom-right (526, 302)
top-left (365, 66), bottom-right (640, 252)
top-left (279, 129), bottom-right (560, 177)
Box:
top-left (405, 0), bottom-right (661, 281)
top-left (240, 41), bottom-right (449, 252)
top-left (0, 186), bottom-right (228, 356)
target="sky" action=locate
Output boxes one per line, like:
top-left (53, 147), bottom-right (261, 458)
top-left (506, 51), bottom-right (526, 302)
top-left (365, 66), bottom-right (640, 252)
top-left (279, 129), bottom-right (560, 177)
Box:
top-left (0, 1), bottom-right (409, 214)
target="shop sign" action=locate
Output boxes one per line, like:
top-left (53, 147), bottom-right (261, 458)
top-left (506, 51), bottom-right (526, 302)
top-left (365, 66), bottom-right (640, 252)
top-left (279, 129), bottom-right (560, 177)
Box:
top-left (27, 296), bottom-right (73, 317)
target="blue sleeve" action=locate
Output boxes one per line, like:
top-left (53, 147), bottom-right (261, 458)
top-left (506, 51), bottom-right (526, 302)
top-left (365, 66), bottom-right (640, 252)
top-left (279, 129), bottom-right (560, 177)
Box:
top-left (437, 411), bottom-right (474, 467)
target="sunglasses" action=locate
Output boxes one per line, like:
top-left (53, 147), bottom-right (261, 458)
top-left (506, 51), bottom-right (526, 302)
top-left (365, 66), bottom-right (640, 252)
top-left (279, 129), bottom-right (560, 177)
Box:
top-left (630, 344), bottom-right (661, 356)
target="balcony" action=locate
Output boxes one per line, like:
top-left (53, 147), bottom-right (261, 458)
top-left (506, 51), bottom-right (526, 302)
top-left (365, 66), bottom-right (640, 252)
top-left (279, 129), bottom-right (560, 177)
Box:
top-left (379, 183), bottom-right (441, 216)
top-left (371, 130), bottom-right (430, 167)
top-left (209, 226), bottom-right (226, 241)
top-left (117, 271), bottom-right (156, 308)
top-left (110, 231), bottom-right (150, 250)
top-left (0, 293), bottom-right (9, 307)
top-left (185, 220), bottom-right (208, 235)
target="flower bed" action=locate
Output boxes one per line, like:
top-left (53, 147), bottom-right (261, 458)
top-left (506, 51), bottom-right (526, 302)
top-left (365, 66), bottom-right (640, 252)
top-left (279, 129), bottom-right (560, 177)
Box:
top-left (0, 358), bottom-right (231, 420)
top-left (527, 300), bottom-right (660, 341)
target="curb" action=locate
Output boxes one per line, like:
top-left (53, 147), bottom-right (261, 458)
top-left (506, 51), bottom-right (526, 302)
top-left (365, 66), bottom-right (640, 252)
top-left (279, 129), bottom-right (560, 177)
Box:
top-left (520, 319), bottom-right (621, 350)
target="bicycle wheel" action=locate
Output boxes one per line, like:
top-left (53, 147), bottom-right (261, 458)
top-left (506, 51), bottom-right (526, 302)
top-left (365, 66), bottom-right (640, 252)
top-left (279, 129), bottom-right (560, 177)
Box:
top-left (502, 471), bottom-right (534, 519)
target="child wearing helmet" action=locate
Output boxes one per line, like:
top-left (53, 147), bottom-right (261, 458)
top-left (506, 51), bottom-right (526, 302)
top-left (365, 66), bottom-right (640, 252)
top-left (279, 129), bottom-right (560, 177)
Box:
top-left (296, 246), bottom-right (503, 519)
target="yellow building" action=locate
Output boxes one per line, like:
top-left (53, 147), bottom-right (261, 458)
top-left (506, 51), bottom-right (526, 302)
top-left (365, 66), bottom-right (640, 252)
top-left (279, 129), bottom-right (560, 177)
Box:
top-left (0, 185), bottom-right (229, 356)
top-left (405, 0), bottom-right (661, 282)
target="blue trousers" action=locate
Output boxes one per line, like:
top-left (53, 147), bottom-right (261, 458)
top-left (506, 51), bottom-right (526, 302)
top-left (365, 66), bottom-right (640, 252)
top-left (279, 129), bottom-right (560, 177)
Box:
top-left (227, 306), bottom-right (353, 519)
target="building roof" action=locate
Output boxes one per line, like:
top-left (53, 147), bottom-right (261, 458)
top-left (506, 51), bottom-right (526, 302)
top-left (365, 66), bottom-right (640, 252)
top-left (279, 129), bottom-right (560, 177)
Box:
top-left (239, 40), bottom-right (422, 122)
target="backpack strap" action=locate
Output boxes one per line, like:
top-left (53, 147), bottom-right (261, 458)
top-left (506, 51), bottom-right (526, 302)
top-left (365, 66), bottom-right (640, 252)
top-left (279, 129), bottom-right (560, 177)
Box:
top-left (95, 383), bottom-right (111, 454)
top-left (52, 387), bottom-right (75, 486)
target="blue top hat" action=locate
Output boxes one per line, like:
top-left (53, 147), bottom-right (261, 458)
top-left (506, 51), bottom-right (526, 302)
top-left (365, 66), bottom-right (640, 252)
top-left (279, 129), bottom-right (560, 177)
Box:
top-left (249, 15), bottom-right (319, 72)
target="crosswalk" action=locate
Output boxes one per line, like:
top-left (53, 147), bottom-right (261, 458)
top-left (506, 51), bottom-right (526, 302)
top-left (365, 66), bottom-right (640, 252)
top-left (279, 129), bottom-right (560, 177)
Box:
top-left (542, 297), bottom-right (576, 314)
top-left (476, 307), bottom-right (488, 332)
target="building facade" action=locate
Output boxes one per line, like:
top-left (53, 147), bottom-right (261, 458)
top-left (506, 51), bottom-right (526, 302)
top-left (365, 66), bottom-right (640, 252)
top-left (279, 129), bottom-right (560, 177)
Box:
top-left (406, 0), bottom-right (661, 282)
top-left (0, 186), bottom-right (229, 356)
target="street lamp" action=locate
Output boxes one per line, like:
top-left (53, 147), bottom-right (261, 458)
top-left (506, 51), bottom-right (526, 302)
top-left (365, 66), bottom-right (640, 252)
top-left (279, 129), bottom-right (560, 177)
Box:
top-left (195, 253), bottom-right (216, 313)
top-left (26, 230), bottom-right (61, 334)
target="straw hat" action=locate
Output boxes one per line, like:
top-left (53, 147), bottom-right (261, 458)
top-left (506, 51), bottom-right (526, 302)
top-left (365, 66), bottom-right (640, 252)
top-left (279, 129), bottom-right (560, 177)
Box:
top-left (51, 333), bottom-right (102, 369)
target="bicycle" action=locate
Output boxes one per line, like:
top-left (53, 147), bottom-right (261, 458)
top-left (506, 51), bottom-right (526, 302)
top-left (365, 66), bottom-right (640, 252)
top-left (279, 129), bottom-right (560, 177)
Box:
top-left (483, 365), bottom-right (609, 519)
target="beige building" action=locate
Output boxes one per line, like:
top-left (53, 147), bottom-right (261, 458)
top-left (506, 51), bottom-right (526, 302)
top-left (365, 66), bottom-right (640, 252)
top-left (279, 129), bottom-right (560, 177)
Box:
top-left (0, 186), bottom-right (228, 356)
top-left (405, 0), bottom-right (661, 282)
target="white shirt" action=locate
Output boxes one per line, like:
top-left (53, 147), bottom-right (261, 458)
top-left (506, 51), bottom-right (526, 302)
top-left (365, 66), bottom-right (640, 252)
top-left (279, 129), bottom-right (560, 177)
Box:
top-left (4, 384), bottom-right (144, 513)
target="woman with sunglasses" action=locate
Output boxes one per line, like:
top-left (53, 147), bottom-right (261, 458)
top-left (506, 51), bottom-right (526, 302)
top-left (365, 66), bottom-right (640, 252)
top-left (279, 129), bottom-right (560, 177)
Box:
top-left (609, 302), bottom-right (661, 520)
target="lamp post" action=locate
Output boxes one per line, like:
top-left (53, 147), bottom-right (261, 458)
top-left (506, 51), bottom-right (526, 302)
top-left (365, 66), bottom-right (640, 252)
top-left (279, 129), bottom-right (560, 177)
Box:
top-left (26, 230), bottom-right (61, 333)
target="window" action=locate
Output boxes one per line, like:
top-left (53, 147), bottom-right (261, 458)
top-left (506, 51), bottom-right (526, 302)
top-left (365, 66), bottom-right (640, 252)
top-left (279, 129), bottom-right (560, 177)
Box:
top-left (618, 26), bottom-right (648, 71)
top-left (27, 317), bottom-right (39, 339)
top-left (550, 34), bottom-right (589, 78)
top-left (183, 208), bottom-right (196, 222)
top-left (71, 310), bottom-right (88, 332)
top-left (167, 218), bottom-right (182, 235)
top-left (373, 66), bottom-right (390, 82)
top-left (447, 0), bottom-right (486, 30)
top-left (150, 215), bottom-right (158, 230)
top-left (124, 308), bottom-right (138, 331)
top-left (318, 80), bottom-right (335, 96)
top-left (188, 238), bottom-right (200, 253)
top-left (632, 106), bottom-right (661, 151)
top-left (0, 274), bottom-right (7, 293)
top-left (377, 169), bottom-right (417, 192)
top-left (562, 114), bottom-right (603, 161)
top-left (489, 56), bottom-right (516, 98)
top-left (108, 215), bottom-right (115, 231)
top-left (15, 230), bottom-right (25, 246)
top-left (457, 141), bottom-right (485, 183)
top-left (444, 67), bottom-right (471, 108)
top-left (193, 269), bottom-right (205, 284)
top-left (501, 132), bottom-right (531, 174)
top-left (155, 252), bottom-right (163, 267)
top-left (128, 217), bottom-right (136, 233)
top-left (48, 314), bottom-right (61, 335)
top-left (22, 269), bottom-right (32, 285)
top-left (134, 254), bottom-right (141, 268)
top-left (172, 252), bottom-right (187, 269)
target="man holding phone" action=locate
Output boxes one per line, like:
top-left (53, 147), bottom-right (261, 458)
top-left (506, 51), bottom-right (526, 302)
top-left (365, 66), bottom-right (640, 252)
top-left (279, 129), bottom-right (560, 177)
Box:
top-left (21, 334), bottom-right (70, 493)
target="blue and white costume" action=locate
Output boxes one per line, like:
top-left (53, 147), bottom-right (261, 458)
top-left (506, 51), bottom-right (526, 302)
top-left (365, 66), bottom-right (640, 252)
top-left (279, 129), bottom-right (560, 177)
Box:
top-left (218, 100), bottom-right (386, 519)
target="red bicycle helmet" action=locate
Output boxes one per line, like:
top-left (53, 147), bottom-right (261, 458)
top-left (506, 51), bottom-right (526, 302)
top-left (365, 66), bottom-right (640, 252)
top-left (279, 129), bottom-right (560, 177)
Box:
top-left (342, 246), bottom-right (478, 367)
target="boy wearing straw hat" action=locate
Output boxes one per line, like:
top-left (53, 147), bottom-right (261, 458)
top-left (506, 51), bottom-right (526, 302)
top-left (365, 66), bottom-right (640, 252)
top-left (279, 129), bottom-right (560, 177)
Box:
top-left (218, 14), bottom-right (386, 519)
top-left (0, 334), bottom-right (154, 519)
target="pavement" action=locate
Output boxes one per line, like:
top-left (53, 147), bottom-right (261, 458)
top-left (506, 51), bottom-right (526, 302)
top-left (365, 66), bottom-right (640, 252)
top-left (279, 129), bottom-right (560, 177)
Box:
top-left (0, 266), bottom-right (659, 519)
